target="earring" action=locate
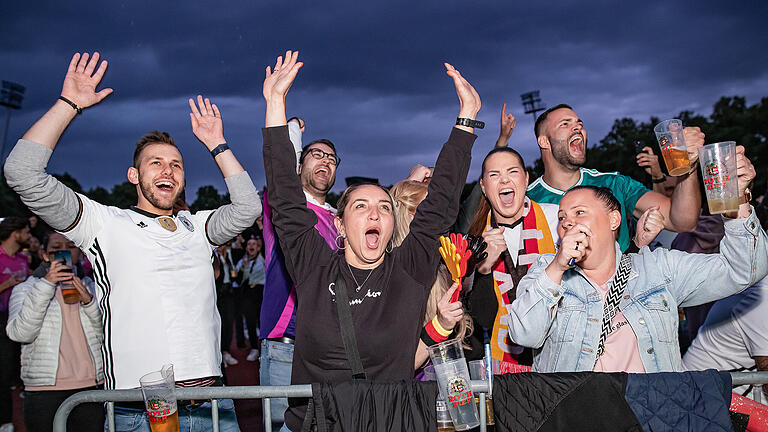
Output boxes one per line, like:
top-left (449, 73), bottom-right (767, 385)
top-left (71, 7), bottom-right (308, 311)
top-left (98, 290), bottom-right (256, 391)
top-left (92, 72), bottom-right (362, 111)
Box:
top-left (386, 242), bottom-right (393, 253)
top-left (334, 234), bottom-right (346, 250)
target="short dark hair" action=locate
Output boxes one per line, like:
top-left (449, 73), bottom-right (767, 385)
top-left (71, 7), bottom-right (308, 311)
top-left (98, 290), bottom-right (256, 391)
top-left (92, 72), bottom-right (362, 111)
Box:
top-left (0, 216), bottom-right (29, 241)
top-left (481, 147), bottom-right (526, 176)
top-left (299, 139), bottom-right (337, 165)
top-left (534, 103), bottom-right (574, 138)
top-left (133, 131), bottom-right (178, 167)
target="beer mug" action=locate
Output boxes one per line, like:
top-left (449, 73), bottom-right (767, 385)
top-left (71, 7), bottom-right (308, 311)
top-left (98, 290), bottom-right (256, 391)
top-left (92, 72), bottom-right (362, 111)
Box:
top-left (140, 364), bottom-right (179, 432)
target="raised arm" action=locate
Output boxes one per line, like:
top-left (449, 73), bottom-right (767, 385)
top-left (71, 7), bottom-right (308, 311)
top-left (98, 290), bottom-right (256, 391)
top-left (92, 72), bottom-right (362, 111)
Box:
top-left (4, 52), bottom-right (112, 232)
top-left (261, 51), bottom-right (331, 285)
top-left (665, 156), bottom-right (764, 305)
top-left (634, 127), bottom-right (705, 232)
top-left (398, 63), bottom-right (479, 284)
top-left (187, 95), bottom-right (261, 245)
top-left (494, 103), bottom-right (517, 148)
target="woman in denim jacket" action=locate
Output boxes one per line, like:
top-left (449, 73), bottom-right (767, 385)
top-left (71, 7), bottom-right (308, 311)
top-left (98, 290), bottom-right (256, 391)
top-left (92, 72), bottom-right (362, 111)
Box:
top-left (509, 154), bottom-right (766, 373)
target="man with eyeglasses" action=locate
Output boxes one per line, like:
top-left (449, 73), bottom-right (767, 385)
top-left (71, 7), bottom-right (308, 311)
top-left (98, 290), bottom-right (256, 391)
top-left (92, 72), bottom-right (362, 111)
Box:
top-left (260, 117), bottom-right (341, 431)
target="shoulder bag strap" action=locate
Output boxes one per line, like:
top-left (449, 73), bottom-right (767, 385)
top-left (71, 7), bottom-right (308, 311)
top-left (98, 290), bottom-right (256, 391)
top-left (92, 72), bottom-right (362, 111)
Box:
top-left (596, 254), bottom-right (632, 359)
top-left (334, 272), bottom-right (367, 380)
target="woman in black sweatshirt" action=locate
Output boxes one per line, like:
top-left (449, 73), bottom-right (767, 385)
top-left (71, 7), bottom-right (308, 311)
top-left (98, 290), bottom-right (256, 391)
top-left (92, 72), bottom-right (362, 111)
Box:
top-left (261, 50), bottom-right (481, 431)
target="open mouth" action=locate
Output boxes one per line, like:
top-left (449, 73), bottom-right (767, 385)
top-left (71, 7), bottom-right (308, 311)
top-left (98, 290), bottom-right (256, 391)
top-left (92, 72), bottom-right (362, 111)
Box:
top-left (154, 179), bottom-right (175, 194)
top-left (569, 134), bottom-right (584, 154)
top-left (315, 166), bottom-right (329, 180)
top-left (498, 188), bottom-right (515, 207)
top-left (364, 227), bottom-right (381, 249)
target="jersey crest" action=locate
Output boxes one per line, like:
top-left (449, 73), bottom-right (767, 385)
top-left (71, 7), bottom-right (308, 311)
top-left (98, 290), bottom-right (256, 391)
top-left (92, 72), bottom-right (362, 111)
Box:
top-left (157, 217), bottom-right (177, 232)
top-left (178, 215), bottom-right (194, 232)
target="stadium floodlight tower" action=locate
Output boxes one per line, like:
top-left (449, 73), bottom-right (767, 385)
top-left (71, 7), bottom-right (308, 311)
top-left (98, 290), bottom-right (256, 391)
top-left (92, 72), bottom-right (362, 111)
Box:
top-left (520, 90), bottom-right (546, 124)
top-left (0, 80), bottom-right (26, 161)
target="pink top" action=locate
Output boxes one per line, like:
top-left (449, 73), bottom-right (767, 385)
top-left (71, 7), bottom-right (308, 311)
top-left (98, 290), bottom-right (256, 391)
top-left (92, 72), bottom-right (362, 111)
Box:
top-left (28, 289), bottom-right (98, 391)
top-left (593, 282), bottom-right (646, 373)
top-left (0, 247), bottom-right (29, 312)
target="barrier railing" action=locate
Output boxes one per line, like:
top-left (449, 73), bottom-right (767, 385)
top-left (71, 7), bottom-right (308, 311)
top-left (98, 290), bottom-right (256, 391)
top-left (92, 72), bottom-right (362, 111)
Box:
top-left (53, 372), bottom-right (768, 432)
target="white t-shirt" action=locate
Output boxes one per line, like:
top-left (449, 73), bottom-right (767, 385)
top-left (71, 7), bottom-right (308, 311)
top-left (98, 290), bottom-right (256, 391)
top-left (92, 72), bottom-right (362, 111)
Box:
top-left (683, 277), bottom-right (768, 400)
top-left (63, 194), bottom-right (221, 389)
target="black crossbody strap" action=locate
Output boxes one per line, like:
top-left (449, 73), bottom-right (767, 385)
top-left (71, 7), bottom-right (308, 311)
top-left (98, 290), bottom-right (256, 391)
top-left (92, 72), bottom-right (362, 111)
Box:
top-left (334, 272), bottom-right (367, 380)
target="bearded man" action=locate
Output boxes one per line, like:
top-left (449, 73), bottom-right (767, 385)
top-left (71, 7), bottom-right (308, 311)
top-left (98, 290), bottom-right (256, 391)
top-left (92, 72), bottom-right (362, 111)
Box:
top-left (4, 52), bottom-right (260, 431)
top-left (526, 104), bottom-right (703, 251)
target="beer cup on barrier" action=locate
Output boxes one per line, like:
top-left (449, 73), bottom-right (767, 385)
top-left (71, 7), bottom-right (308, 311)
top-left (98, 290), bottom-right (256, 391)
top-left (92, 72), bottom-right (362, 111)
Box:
top-left (468, 360), bottom-right (495, 426)
top-left (698, 141), bottom-right (740, 216)
top-left (654, 119), bottom-right (691, 176)
top-left (427, 339), bottom-right (479, 431)
top-left (140, 364), bottom-right (179, 432)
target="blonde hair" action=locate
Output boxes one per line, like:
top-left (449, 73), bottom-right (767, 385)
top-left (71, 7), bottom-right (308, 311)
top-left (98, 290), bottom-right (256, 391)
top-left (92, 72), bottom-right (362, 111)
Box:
top-left (390, 179), bottom-right (473, 344)
top-left (390, 180), bottom-right (428, 247)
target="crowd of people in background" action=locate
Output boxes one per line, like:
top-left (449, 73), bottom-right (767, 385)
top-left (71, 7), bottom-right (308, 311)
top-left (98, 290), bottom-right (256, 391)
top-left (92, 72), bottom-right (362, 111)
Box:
top-left (0, 49), bottom-right (766, 432)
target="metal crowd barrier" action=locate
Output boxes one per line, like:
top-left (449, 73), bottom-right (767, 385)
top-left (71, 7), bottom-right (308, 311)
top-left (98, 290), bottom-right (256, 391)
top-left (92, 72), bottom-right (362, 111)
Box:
top-left (53, 372), bottom-right (768, 432)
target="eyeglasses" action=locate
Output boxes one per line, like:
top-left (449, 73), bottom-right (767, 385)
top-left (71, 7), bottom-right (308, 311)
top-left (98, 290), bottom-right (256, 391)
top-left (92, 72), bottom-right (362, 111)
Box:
top-left (305, 148), bottom-right (340, 166)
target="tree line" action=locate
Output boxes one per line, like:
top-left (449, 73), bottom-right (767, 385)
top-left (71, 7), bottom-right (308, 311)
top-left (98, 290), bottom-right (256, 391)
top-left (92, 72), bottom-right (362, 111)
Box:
top-left (2, 95), bottom-right (765, 218)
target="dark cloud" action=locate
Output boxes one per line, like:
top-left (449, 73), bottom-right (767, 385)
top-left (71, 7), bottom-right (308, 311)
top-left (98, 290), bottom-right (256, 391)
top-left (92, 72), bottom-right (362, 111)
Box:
top-left (2, 0), bottom-right (766, 198)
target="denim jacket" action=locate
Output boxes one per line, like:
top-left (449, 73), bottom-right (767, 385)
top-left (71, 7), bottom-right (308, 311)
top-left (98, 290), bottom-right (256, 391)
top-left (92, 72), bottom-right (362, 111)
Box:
top-left (508, 209), bottom-right (768, 373)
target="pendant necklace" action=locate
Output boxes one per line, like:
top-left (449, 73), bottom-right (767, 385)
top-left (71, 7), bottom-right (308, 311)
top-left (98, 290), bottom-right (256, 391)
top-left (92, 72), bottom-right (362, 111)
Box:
top-left (347, 262), bottom-right (375, 292)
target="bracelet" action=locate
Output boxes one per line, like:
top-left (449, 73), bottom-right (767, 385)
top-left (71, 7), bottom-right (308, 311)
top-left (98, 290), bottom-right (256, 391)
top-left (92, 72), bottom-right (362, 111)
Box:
top-left (58, 96), bottom-right (82, 114)
top-left (739, 188), bottom-right (752, 205)
top-left (210, 143), bottom-right (230, 158)
top-left (651, 174), bottom-right (667, 184)
top-left (456, 117), bottom-right (485, 129)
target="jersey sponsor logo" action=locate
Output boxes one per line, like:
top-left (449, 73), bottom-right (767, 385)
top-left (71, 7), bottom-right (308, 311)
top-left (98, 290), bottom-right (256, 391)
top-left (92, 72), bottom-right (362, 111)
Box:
top-left (179, 215), bottom-right (194, 232)
top-left (157, 217), bottom-right (177, 232)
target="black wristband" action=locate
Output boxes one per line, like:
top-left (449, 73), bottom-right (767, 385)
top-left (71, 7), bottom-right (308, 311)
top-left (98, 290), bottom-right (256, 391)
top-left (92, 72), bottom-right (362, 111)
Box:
top-left (58, 96), bottom-right (82, 114)
top-left (210, 143), bottom-right (230, 158)
top-left (420, 326), bottom-right (439, 347)
top-left (456, 117), bottom-right (485, 129)
top-left (651, 174), bottom-right (667, 184)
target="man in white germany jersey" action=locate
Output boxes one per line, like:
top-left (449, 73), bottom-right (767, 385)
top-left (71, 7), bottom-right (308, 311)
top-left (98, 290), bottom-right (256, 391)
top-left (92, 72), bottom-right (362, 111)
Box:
top-left (4, 52), bottom-right (260, 432)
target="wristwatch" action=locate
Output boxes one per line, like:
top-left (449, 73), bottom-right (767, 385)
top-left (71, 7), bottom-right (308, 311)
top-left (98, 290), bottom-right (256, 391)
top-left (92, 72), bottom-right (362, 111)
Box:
top-left (456, 117), bottom-right (485, 129)
top-left (210, 143), bottom-right (230, 158)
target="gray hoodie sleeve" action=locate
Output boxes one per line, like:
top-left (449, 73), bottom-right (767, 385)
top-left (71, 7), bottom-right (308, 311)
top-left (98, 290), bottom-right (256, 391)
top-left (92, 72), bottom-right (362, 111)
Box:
top-left (204, 171), bottom-right (262, 246)
top-left (3, 139), bottom-right (82, 231)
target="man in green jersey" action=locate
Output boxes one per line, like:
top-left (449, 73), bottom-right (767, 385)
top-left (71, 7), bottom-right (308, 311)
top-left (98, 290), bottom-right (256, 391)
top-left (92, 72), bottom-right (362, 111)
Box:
top-left (524, 104), bottom-right (704, 251)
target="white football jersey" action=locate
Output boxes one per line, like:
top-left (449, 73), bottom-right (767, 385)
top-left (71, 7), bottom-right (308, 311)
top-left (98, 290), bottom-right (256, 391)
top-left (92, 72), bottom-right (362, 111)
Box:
top-left (63, 193), bottom-right (221, 389)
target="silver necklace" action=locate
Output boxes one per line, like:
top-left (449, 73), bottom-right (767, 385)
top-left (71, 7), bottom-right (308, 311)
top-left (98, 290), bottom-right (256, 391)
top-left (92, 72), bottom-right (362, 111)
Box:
top-left (347, 262), bottom-right (375, 292)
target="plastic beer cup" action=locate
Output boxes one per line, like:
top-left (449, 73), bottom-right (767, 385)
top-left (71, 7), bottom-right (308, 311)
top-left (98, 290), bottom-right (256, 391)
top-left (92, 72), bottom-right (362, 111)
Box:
top-left (427, 338), bottom-right (479, 430)
top-left (468, 360), bottom-right (494, 426)
top-left (140, 364), bottom-right (179, 432)
top-left (654, 119), bottom-right (691, 176)
top-left (698, 141), bottom-right (739, 216)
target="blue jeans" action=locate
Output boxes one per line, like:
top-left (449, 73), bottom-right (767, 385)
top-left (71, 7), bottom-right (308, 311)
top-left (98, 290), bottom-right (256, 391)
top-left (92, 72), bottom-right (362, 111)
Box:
top-left (110, 399), bottom-right (240, 432)
top-left (260, 340), bottom-right (294, 431)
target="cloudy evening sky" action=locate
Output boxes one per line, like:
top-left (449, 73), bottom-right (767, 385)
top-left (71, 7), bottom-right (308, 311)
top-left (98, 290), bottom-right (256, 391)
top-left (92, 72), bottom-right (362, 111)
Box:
top-left (2, 1), bottom-right (767, 198)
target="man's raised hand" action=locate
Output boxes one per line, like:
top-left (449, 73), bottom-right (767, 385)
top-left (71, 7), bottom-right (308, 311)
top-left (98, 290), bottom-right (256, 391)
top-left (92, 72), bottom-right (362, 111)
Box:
top-left (189, 95), bottom-right (225, 150)
top-left (444, 63), bottom-right (481, 119)
top-left (61, 52), bottom-right (113, 109)
top-left (263, 50), bottom-right (303, 102)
